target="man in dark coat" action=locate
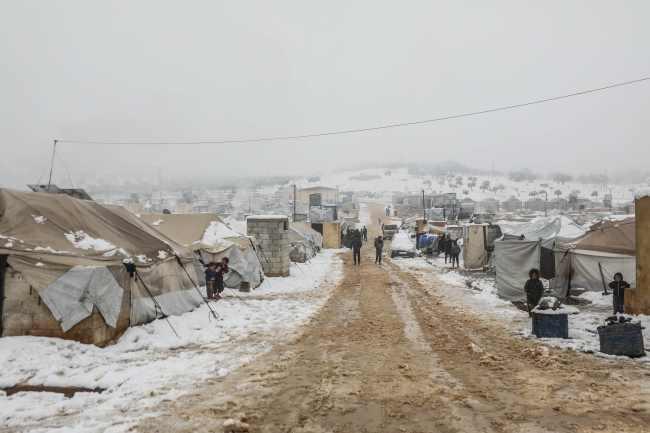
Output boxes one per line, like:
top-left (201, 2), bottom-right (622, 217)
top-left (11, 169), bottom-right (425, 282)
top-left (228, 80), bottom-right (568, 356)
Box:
top-left (374, 236), bottom-right (384, 264)
top-left (444, 235), bottom-right (453, 263)
top-left (351, 231), bottom-right (363, 266)
top-left (524, 268), bottom-right (544, 317)
top-left (362, 226), bottom-right (368, 241)
top-left (450, 241), bottom-right (461, 268)
top-left (608, 272), bottom-right (630, 314)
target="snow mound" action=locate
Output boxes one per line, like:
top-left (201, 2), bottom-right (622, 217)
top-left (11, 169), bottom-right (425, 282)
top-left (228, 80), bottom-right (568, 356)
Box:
top-left (151, 219), bottom-right (164, 226)
top-left (65, 231), bottom-right (117, 253)
top-left (199, 221), bottom-right (241, 246)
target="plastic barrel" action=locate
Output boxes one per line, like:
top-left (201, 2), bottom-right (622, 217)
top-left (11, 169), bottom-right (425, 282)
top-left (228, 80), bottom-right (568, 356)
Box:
top-left (419, 235), bottom-right (427, 248)
top-left (532, 312), bottom-right (569, 339)
top-left (598, 323), bottom-right (646, 357)
top-left (426, 236), bottom-right (434, 247)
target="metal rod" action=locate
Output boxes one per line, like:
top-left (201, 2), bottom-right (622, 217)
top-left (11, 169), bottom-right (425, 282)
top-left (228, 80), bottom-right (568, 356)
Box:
top-left (47, 140), bottom-right (57, 191)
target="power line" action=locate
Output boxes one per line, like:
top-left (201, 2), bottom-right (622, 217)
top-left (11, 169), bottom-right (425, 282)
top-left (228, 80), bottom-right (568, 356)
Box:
top-left (56, 77), bottom-right (650, 146)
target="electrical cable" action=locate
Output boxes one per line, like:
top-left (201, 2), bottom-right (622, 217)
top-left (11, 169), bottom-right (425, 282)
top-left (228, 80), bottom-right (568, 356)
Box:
top-left (54, 77), bottom-right (650, 146)
top-left (55, 150), bottom-right (74, 188)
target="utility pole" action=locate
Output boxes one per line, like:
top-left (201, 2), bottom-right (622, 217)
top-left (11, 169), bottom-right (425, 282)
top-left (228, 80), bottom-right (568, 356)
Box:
top-left (544, 191), bottom-right (548, 217)
top-left (293, 184), bottom-right (297, 222)
top-left (157, 167), bottom-right (163, 206)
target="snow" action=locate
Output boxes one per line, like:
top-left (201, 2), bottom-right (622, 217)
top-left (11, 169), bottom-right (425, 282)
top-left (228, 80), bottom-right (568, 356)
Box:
top-left (65, 231), bottom-right (118, 253)
top-left (34, 246), bottom-right (71, 254)
top-left (135, 254), bottom-right (151, 263)
top-left (223, 216), bottom-right (247, 236)
top-left (199, 221), bottom-right (241, 246)
top-left (0, 249), bottom-right (343, 430)
top-left (35, 262), bottom-right (46, 267)
top-left (389, 232), bottom-right (416, 253)
top-left (247, 215), bottom-right (288, 220)
top-left (157, 251), bottom-right (168, 260)
top-left (33, 215), bottom-right (46, 224)
top-left (151, 219), bottom-right (164, 226)
top-left (4, 242), bottom-right (13, 248)
top-left (633, 187), bottom-right (650, 200)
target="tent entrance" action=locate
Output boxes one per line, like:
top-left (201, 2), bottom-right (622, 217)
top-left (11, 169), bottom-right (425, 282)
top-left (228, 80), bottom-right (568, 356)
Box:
top-left (311, 223), bottom-right (324, 236)
top-left (0, 255), bottom-right (7, 336)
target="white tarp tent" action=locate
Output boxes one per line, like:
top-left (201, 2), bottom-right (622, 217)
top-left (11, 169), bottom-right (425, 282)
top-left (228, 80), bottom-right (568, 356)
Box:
top-left (494, 216), bottom-right (586, 301)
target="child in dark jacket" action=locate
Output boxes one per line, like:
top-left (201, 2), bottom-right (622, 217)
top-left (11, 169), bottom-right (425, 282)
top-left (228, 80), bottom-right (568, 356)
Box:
top-left (204, 262), bottom-right (218, 299)
top-left (213, 257), bottom-right (230, 300)
top-left (608, 272), bottom-right (630, 314)
top-left (524, 268), bottom-right (544, 317)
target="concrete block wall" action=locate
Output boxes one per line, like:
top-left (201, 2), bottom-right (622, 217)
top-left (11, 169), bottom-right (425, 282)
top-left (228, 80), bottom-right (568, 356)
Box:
top-left (2, 265), bottom-right (131, 346)
top-left (247, 216), bottom-right (290, 277)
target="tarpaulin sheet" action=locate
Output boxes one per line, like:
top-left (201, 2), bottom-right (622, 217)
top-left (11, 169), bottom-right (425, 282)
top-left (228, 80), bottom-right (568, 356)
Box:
top-left (495, 240), bottom-right (540, 302)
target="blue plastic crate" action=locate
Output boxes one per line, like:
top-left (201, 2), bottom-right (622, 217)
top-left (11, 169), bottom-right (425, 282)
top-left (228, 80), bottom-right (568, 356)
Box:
top-left (532, 312), bottom-right (569, 339)
top-left (598, 323), bottom-right (646, 357)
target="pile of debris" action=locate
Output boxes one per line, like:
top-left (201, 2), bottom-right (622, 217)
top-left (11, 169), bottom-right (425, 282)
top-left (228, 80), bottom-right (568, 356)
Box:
top-left (597, 315), bottom-right (635, 331)
top-left (532, 297), bottom-right (580, 315)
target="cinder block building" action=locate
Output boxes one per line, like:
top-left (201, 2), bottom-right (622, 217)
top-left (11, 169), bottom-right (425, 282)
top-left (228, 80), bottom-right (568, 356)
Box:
top-left (247, 215), bottom-right (290, 277)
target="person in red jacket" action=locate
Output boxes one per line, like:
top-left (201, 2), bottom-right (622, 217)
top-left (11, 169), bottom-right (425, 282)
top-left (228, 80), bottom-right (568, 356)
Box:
top-left (214, 257), bottom-right (230, 300)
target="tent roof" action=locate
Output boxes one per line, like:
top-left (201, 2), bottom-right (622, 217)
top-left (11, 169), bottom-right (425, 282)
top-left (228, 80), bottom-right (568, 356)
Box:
top-left (0, 188), bottom-right (194, 264)
top-left (290, 222), bottom-right (320, 236)
top-left (505, 215), bottom-right (585, 241)
top-left (555, 217), bottom-right (635, 256)
top-left (139, 213), bottom-right (255, 253)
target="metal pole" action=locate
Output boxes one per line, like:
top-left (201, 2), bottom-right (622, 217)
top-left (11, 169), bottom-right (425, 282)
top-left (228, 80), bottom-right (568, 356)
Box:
top-left (545, 191), bottom-right (548, 217)
top-left (47, 140), bottom-right (57, 191)
top-left (293, 184), bottom-right (297, 221)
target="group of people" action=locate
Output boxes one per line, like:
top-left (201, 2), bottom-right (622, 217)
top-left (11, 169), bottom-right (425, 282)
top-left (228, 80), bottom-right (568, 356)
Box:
top-left (524, 268), bottom-right (631, 317)
top-left (348, 228), bottom-right (384, 266)
top-left (437, 234), bottom-right (461, 268)
top-left (342, 226), bottom-right (367, 241)
top-left (204, 258), bottom-right (230, 299)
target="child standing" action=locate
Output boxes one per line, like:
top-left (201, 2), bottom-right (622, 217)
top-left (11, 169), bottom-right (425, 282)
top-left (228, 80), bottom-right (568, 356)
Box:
top-left (608, 272), bottom-right (630, 314)
top-left (204, 262), bottom-right (218, 299)
top-left (214, 257), bottom-right (230, 300)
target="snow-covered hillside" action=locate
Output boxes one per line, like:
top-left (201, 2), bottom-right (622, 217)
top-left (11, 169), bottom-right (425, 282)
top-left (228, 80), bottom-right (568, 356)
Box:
top-left (296, 168), bottom-right (642, 206)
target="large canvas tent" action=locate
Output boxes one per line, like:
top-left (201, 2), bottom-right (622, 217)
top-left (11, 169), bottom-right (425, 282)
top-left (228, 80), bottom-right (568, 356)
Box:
top-left (494, 216), bottom-right (586, 301)
top-left (0, 188), bottom-right (202, 344)
top-left (552, 218), bottom-right (636, 297)
top-left (140, 213), bottom-right (263, 288)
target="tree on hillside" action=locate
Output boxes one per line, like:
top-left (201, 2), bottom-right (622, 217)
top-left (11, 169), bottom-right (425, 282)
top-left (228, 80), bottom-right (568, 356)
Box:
top-left (423, 180), bottom-right (432, 188)
top-left (508, 171), bottom-right (524, 182)
top-left (591, 190), bottom-right (599, 200)
top-left (455, 175), bottom-right (463, 187)
top-left (529, 190), bottom-right (539, 198)
top-left (438, 177), bottom-right (445, 187)
top-left (480, 180), bottom-right (491, 192)
top-left (497, 184), bottom-right (506, 193)
top-left (553, 173), bottom-right (572, 185)
top-left (467, 176), bottom-right (477, 190)
top-left (308, 175), bottom-right (321, 183)
top-left (446, 173), bottom-right (455, 186)
top-left (554, 189), bottom-right (562, 198)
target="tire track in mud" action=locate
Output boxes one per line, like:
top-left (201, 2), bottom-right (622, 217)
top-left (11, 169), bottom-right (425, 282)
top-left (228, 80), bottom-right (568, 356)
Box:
top-left (137, 202), bottom-right (650, 433)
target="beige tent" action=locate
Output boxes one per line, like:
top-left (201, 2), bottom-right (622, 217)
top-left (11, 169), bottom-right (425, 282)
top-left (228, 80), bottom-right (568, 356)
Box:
top-left (0, 188), bottom-right (202, 345)
top-left (553, 218), bottom-right (636, 296)
top-left (139, 213), bottom-right (264, 288)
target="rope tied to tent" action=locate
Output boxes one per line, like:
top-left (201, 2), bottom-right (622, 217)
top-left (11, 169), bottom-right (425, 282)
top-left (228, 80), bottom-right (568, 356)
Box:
top-left (174, 255), bottom-right (220, 322)
top-left (129, 265), bottom-right (180, 338)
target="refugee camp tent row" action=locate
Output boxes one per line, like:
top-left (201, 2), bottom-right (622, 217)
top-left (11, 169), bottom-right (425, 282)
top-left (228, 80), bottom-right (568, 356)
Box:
top-left (552, 217), bottom-right (636, 297)
top-left (0, 188), bottom-right (202, 346)
top-left (493, 216), bottom-right (586, 301)
top-left (139, 213), bottom-right (264, 288)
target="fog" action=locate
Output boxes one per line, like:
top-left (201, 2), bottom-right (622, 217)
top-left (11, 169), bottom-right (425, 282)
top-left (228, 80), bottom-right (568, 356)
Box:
top-left (1, 1), bottom-right (649, 189)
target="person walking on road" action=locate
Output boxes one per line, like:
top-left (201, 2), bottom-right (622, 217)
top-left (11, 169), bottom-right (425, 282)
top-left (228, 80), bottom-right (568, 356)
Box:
top-left (524, 268), bottom-right (544, 318)
top-left (609, 272), bottom-right (630, 314)
top-left (374, 236), bottom-right (384, 264)
top-left (451, 241), bottom-right (461, 268)
top-left (362, 226), bottom-right (368, 241)
top-left (444, 235), bottom-right (453, 264)
top-left (350, 231), bottom-right (363, 266)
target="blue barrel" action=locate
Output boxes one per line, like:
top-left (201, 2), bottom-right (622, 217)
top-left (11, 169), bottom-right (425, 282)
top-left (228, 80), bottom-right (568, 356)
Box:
top-left (598, 323), bottom-right (646, 357)
top-left (419, 235), bottom-right (427, 248)
top-left (532, 312), bottom-right (569, 339)
top-left (426, 235), bottom-right (435, 246)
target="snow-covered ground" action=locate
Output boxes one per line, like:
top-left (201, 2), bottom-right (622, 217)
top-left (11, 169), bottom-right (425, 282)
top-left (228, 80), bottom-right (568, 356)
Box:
top-left (394, 257), bottom-right (650, 364)
top-left (0, 251), bottom-right (344, 431)
top-left (299, 167), bottom-right (643, 207)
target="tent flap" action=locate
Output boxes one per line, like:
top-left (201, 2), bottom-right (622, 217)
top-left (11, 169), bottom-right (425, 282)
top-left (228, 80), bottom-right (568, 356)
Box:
top-left (495, 240), bottom-right (540, 302)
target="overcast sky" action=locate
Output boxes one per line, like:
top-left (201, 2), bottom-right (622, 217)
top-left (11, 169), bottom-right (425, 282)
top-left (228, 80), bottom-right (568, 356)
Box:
top-left (1, 1), bottom-right (649, 188)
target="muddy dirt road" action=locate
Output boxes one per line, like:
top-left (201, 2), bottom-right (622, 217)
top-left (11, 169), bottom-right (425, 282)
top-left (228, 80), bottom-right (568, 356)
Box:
top-left (139, 202), bottom-right (650, 433)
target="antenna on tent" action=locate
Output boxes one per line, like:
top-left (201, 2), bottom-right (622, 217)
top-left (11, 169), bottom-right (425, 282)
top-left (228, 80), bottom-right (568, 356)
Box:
top-left (47, 140), bottom-right (57, 192)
